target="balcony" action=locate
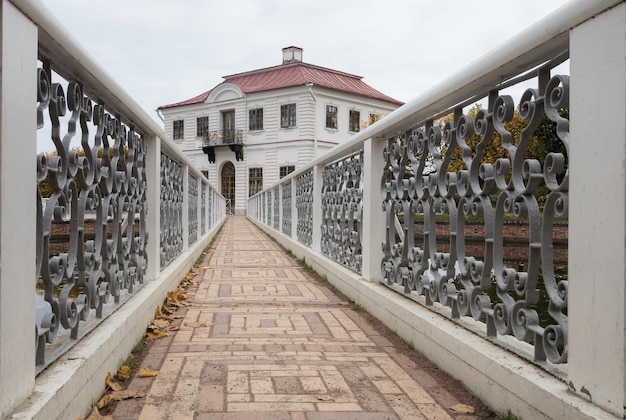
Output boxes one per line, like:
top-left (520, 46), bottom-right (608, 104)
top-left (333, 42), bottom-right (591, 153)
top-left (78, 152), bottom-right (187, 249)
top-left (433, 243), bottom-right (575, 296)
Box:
top-left (201, 129), bottom-right (244, 162)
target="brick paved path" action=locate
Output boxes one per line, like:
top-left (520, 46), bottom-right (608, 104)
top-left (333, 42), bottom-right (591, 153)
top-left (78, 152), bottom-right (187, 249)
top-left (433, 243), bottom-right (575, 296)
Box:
top-left (112, 216), bottom-right (490, 419)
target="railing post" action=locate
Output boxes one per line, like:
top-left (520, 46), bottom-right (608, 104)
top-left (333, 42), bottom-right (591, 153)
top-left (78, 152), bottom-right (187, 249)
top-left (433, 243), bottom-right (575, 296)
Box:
top-left (311, 164), bottom-right (323, 252)
top-left (362, 137), bottom-right (385, 282)
top-left (0, 1), bottom-right (37, 416)
top-left (569, 2), bottom-right (626, 417)
top-left (145, 135), bottom-right (161, 281)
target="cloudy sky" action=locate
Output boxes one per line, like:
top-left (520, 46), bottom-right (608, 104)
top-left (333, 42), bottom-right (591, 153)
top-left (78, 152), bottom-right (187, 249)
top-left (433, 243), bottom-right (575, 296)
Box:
top-left (41, 0), bottom-right (570, 127)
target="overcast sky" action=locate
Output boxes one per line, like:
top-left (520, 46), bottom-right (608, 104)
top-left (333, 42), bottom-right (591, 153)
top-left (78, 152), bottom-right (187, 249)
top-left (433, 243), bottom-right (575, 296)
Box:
top-left (41, 0), bottom-right (570, 128)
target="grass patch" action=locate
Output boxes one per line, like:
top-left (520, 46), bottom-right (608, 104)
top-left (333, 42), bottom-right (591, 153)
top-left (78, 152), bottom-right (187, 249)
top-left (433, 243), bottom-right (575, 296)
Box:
top-left (500, 409), bottom-right (521, 420)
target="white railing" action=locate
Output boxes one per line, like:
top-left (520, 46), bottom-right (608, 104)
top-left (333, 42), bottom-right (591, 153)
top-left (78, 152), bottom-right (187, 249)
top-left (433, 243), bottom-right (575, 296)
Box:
top-left (248, 0), bottom-right (626, 418)
top-left (1, 1), bottom-right (226, 419)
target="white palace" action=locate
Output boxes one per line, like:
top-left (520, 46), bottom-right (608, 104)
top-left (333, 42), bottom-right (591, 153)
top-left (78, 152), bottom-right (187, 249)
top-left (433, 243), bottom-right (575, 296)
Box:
top-left (158, 46), bottom-right (402, 215)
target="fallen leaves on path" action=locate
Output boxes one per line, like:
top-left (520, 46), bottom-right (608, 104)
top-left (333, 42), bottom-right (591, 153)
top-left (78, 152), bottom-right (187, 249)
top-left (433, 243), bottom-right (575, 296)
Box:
top-left (105, 372), bottom-right (122, 392)
top-left (146, 328), bottom-right (169, 340)
top-left (116, 365), bottom-right (131, 381)
top-left (138, 368), bottom-right (160, 378)
top-left (96, 389), bottom-right (145, 409)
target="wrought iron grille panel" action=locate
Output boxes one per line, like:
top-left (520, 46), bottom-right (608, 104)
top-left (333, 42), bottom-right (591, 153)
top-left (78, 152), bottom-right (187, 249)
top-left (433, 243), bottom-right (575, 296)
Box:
top-left (201, 184), bottom-right (207, 235)
top-left (265, 192), bottom-right (271, 225)
top-left (208, 189), bottom-right (214, 229)
top-left (296, 170), bottom-right (314, 247)
top-left (273, 188), bottom-right (280, 229)
top-left (35, 62), bottom-right (148, 368)
top-left (261, 192), bottom-right (266, 224)
top-left (321, 152), bottom-right (364, 273)
top-left (188, 174), bottom-right (198, 245)
top-left (160, 153), bottom-right (183, 268)
top-left (381, 73), bottom-right (569, 364)
top-left (282, 180), bottom-right (292, 235)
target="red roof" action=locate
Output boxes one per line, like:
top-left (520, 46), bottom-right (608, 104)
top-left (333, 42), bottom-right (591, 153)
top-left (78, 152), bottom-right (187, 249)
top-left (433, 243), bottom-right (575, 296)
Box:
top-left (158, 62), bottom-right (402, 109)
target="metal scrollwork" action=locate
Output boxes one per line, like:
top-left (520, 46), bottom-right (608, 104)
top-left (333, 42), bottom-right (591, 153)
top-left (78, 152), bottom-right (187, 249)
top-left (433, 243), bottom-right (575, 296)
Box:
top-left (381, 73), bottom-right (569, 364)
top-left (188, 174), bottom-right (198, 245)
top-left (282, 180), bottom-right (292, 235)
top-left (321, 152), bottom-right (363, 273)
top-left (296, 170), bottom-right (314, 247)
top-left (36, 62), bottom-right (147, 368)
top-left (273, 188), bottom-right (280, 229)
top-left (201, 183), bottom-right (206, 235)
top-left (160, 153), bottom-right (183, 268)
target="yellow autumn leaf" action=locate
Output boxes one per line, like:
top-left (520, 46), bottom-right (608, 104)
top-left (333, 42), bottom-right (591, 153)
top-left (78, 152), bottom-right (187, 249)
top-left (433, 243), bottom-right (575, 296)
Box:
top-left (146, 328), bottom-right (169, 340)
top-left (116, 365), bottom-right (131, 381)
top-left (96, 389), bottom-right (145, 409)
top-left (154, 306), bottom-right (162, 319)
top-left (138, 368), bottom-right (160, 378)
top-left (152, 318), bottom-right (170, 329)
top-left (105, 372), bottom-right (122, 391)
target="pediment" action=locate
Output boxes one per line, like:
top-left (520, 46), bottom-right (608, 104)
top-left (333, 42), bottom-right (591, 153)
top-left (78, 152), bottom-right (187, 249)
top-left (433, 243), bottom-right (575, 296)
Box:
top-left (206, 83), bottom-right (243, 103)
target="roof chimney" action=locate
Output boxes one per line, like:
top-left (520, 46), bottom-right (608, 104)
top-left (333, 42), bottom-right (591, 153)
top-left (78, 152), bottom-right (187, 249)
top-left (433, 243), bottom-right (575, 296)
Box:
top-left (282, 46), bottom-right (303, 64)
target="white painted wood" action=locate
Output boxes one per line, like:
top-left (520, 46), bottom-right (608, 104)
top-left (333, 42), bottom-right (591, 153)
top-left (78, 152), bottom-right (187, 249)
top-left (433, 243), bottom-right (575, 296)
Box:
top-left (0, 1), bottom-right (37, 416)
top-left (362, 137), bottom-right (386, 282)
top-left (569, 2), bottom-right (626, 417)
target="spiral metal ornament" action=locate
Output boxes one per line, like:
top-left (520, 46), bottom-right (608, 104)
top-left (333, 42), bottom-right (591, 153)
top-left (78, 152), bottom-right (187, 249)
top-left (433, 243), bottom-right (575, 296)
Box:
top-left (273, 188), bottom-right (280, 229)
top-left (188, 174), bottom-right (199, 246)
top-left (160, 153), bottom-right (183, 268)
top-left (380, 74), bottom-right (570, 364)
top-left (296, 171), bottom-right (314, 247)
top-left (321, 151), bottom-right (363, 273)
top-left (282, 180), bottom-right (292, 235)
top-left (36, 62), bottom-right (147, 368)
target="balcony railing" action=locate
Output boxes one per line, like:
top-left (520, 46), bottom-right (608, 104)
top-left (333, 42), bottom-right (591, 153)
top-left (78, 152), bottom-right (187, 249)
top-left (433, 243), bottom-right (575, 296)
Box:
top-left (247, 1), bottom-right (626, 419)
top-left (202, 129), bottom-right (243, 146)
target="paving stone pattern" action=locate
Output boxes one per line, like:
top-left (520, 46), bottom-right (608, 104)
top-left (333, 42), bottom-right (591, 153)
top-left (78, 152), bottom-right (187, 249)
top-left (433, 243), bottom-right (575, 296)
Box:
top-left (113, 216), bottom-right (490, 420)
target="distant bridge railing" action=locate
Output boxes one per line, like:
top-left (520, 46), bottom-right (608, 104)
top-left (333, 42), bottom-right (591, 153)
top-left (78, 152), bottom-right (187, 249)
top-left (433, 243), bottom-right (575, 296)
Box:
top-left (1, 1), bottom-right (226, 418)
top-left (248, 1), bottom-right (626, 419)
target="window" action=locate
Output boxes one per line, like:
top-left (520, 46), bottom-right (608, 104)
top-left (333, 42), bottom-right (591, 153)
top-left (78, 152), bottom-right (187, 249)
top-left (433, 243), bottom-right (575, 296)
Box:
top-left (326, 105), bottom-right (338, 129)
top-left (279, 165), bottom-right (295, 179)
top-left (280, 103), bottom-right (296, 128)
top-left (249, 108), bottom-right (264, 131)
top-left (349, 110), bottom-right (360, 132)
top-left (196, 116), bottom-right (209, 137)
top-left (249, 168), bottom-right (263, 197)
top-left (173, 119), bottom-right (184, 140)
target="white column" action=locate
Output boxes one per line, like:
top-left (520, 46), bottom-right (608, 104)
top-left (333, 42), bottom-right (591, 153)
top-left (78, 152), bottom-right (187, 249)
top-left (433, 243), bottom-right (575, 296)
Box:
top-left (0, 1), bottom-right (37, 417)
top-left (144, 135), bottom-right (161, 281)
top-left (569, 2), bottom-right (626, 417)
top-left (311, 164), bottom-right (323, 252)
top-left (362, 137), bottom-right (386, 282)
